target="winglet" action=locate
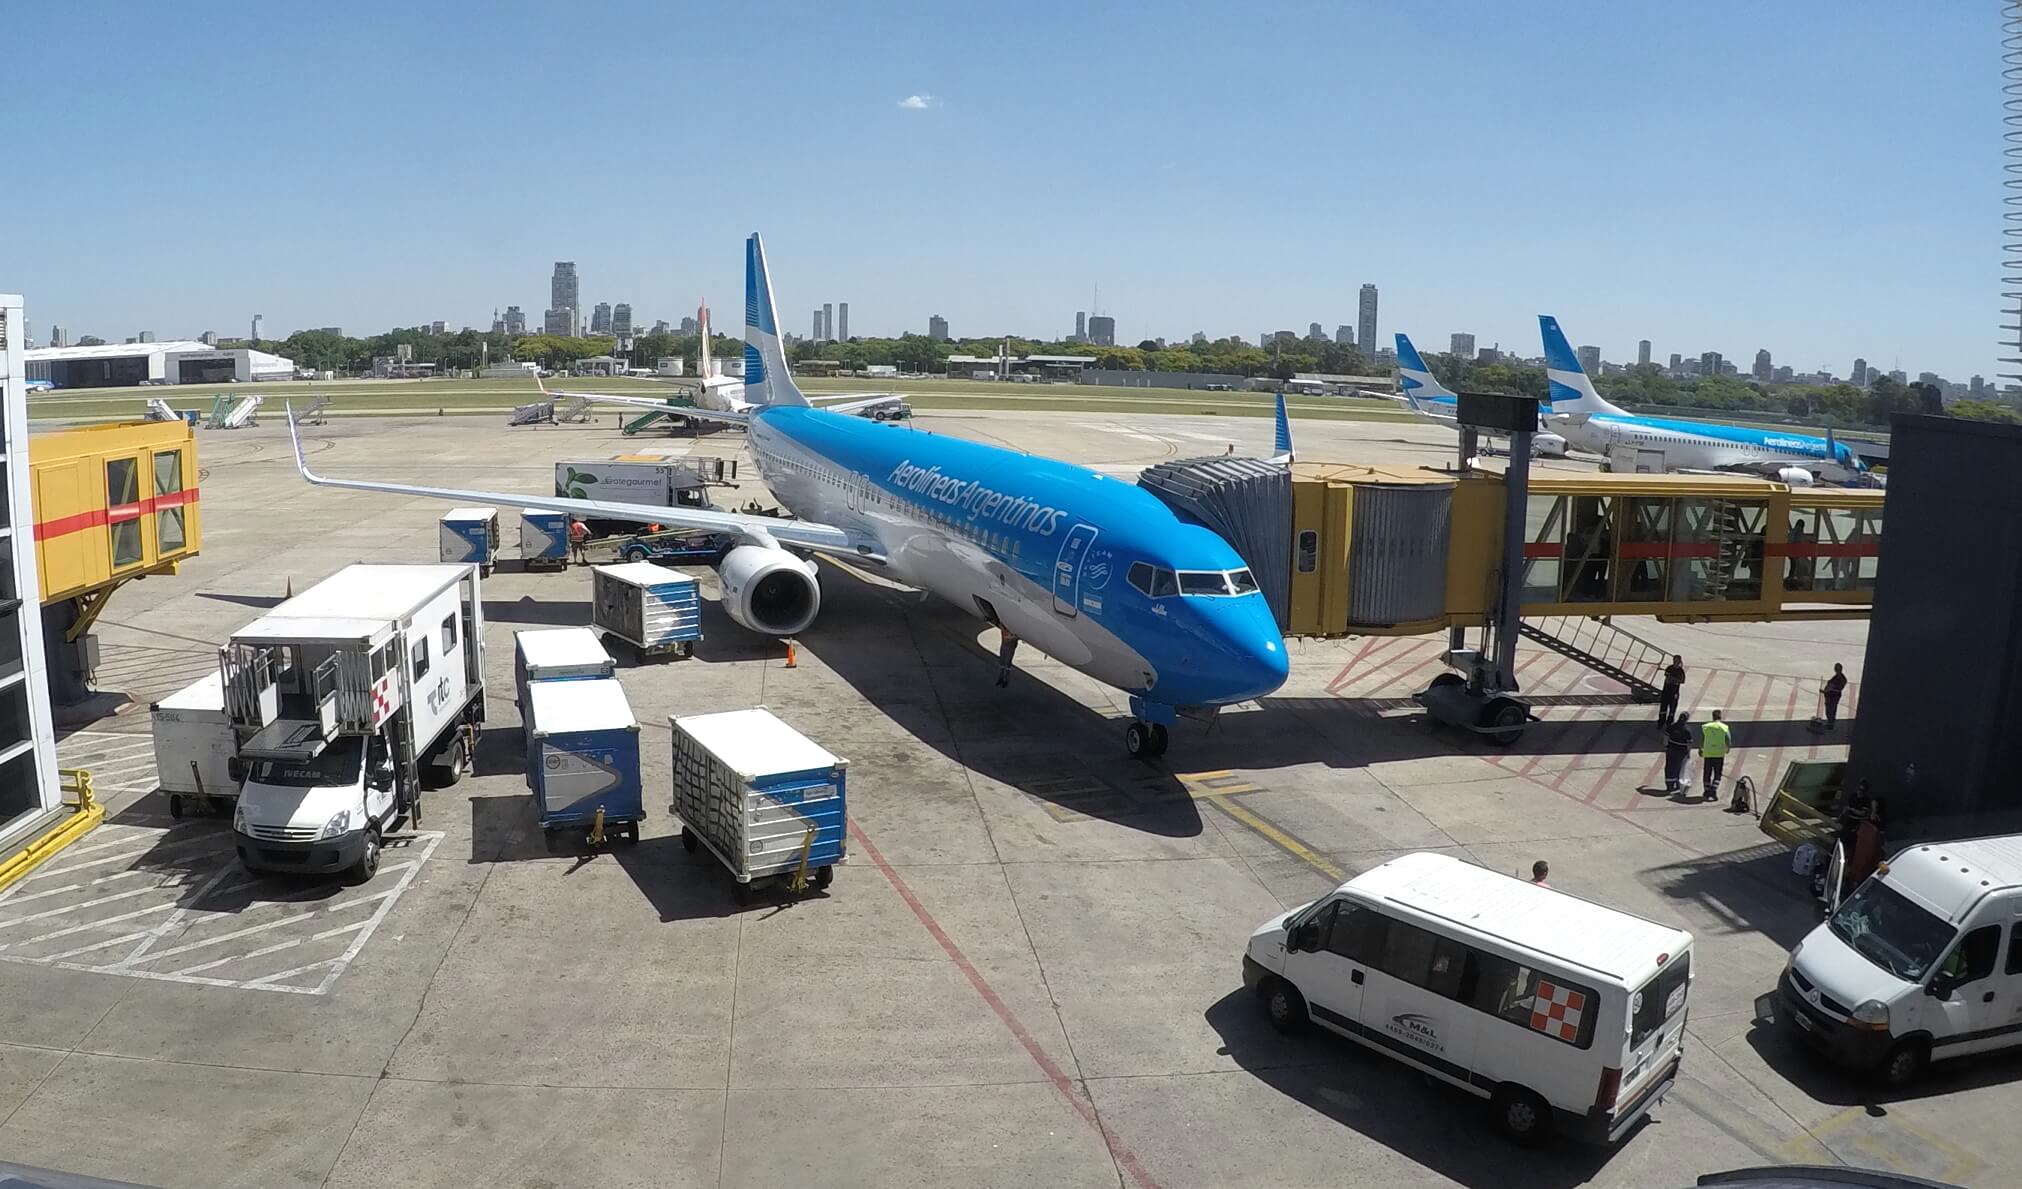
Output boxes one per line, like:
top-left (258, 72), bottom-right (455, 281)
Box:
top-left (285, 403), bottom-right (319, 483)
top-left (1271, 391), bottom-right (1294, 464)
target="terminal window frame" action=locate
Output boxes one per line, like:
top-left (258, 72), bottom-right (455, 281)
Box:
top-left (105, 456), bottom-right (144, 570)
top-left (153, 449), bottom-right (186, 554)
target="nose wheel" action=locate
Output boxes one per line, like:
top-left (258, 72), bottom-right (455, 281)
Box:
top-left (1125, 720), bottom-right (1169, 759)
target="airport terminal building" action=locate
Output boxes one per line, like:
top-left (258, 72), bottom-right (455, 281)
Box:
top-left (27, 340), bottom-right (295, 388)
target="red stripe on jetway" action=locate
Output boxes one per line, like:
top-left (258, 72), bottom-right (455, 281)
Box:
top-left (34, 488), bottom-right (200, 542)
top-left (1764, 541), bottom-right (1877, 558)
top-left (1523, 542), bottom-right (1563, 558)
top-left (1616, 542), bottom-right (1720, 559)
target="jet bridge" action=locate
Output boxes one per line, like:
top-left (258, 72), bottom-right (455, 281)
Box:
top-left (1139, 459), bottom-right (1883, 690)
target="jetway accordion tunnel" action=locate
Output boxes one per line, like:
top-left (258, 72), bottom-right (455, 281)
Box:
top-left (1138, 460), bottom-right (1881, 639)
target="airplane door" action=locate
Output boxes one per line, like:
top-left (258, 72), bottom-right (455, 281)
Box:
top-left (1052, 524), bottom-right (1098, 616)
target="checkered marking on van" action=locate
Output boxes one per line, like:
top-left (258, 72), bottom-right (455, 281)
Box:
top-left (1530, 980), bottom-right (1586, 1043)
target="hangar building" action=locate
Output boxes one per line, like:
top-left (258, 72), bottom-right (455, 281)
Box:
top-left (26, 340), bottom-right (295, 388)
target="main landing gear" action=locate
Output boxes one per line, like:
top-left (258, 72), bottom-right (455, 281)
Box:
top-left (1124, 720), bottom-right (1169, 759)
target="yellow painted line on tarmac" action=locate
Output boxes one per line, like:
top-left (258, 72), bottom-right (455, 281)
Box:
top-left (1200, 794), bottom-right (1345, 883)
top-left (1798, 1104), bottom-right (1980, 1185)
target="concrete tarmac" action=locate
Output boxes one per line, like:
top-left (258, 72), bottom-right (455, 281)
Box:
top-left (0, 408), bottom-right (1986, 1189)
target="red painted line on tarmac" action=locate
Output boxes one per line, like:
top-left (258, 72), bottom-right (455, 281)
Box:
top-left (1519, 654), bottom-right (1577, 695)
top-left (1365, 652), bottom-right (1447, 699)
top-left (1753, 684), bottom-right (1805, 794)
top-left (848, 822), bottom-right (1161, 1189)
top-left (1733, 670), bottom-right (1776, 787)
top-left (1327, 636), bottom-right (1388, 694)
top-left (1581, 717), bottom-right (1659, 803)
top-left (1336, 639), bottom-right (1436, 698)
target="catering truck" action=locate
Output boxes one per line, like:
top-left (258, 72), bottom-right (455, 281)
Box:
top-left (225, 564), bottom-right (485, 880)
top-left (554, 457), bottom-right (731, 538)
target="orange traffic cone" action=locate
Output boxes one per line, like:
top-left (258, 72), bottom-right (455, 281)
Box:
top-left (784, 640), bottom-right (798, 669)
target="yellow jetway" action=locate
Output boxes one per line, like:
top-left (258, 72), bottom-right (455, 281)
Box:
top-left (1286, 464), bottom-right (1881, 638)
top-left (29, 421), bottom-right (201, 701)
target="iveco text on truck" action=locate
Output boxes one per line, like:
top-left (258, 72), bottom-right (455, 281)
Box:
top-left (225, 564), bottom-right (486, 880)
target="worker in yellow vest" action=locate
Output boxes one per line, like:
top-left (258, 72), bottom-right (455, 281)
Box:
top-left (1699, 710), bottom-right (1732, 804)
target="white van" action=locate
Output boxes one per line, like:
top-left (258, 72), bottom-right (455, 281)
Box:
top-left (1243, 852), bottom-right (1693, 1144)
top-left (1775, 834), bottom-right (2022, 1088)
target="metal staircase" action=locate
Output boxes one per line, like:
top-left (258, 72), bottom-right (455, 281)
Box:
top-left (1517, 615), bottom-right (1667, 700)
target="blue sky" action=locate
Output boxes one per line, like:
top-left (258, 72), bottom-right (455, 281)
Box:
top-left (9, 1), bottom-right (1999, 379)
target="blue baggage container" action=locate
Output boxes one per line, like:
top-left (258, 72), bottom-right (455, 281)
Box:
top-left (439, 507), bottom-right (500, 573)
top-left (520, 507), bottom-right (569, 569)
top-left (591, 562), bottom-right (703, 658)
top-left (526, 677), bottom-right (642, 846)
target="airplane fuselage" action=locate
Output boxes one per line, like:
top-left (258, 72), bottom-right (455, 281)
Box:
top-left (1557, 412), bottom-right (1853, 474)
top-left (745, 406), bottom-right (1289, 709)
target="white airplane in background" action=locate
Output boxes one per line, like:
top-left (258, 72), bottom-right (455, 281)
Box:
top-left (542, 302), bottom-right (910, 423)
top-left (1390, 333), bottom-right (1569, 458)
top-left (1538, 315), bottom-right (1874, 486)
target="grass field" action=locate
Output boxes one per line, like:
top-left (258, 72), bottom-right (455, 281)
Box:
top-left (26, 375), bottom-right (1416, 424)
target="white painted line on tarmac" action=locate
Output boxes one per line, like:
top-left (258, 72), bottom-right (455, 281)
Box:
top-left (0, 885), bottom-right (165, 932)
top-left (18, 901), bottom-right (181, 947)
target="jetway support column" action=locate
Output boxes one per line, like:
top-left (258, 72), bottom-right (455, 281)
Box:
top-left (1495, 428), bottom-right (1532, 690)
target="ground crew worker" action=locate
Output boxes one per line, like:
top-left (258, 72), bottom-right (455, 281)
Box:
top-left (1822, 663), bottom-right (1848, 730)
top-left (1699, 709), bottom-right (1731, 804)
top-left (568, 517), bottom-right (590, 564)
top-left (1658, 655), bottom-right (1685, 725)
top-left (1530, 860), bottom-right (1550, 887)
top-left (996, 626), bottom-right (1019, 688)
top-left (1663, 712), bottom-right (1694, 794)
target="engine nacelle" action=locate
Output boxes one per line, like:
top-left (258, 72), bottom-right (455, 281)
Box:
top-left (1777, 466), bottom-right (1815, 487)
top-left (718, 544), bottom-right (821, 636)
top-left (1533, 432), bottom-right (1570, 459)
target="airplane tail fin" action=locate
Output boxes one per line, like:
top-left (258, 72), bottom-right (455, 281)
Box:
top-left (742, 233), bottom-right (810, 407)
top-left (1394, 333), bottom-right (1455, 410)
top-left (698, 301), bottom-right (712, 378)
top-left (1271, 390), bottom-right (1294, 463)
top-left (1538, 315), bottom-right (1625, 417)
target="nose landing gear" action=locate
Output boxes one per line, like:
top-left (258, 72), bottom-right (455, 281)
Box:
top-left (1124, 720), bottom-right (1170, 759)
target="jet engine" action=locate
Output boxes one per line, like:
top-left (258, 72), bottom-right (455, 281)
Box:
top-left (1533, 432), bottom-right (1570, 459)
top-left (718, 544), bottom-right (821, 635)
top-left (1777, 466), bottom-right (1816, 487)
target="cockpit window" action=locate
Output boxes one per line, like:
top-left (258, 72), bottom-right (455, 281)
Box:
top-left (1128, 563), bottom-right (1177, 597)
top-left (1174, 568), bottom-right (1262, 597)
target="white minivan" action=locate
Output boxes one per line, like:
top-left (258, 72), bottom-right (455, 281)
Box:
top-left (1244, 852), bottom-right (1694, 1144)
top-left (1776, 834), bottom-right (2022, 1088)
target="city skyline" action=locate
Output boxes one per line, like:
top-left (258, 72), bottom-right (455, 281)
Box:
top-left (6, 4), bottom-right (1997, 380)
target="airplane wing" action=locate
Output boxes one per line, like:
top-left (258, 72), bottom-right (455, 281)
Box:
top-left (808, 392), bottom-right (906, 416)
top-left (286, 405), bottom-right (877, 559)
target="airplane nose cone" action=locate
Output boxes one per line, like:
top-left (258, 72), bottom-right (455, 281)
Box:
top-left (1185, 599), bottom-right (1290, 705)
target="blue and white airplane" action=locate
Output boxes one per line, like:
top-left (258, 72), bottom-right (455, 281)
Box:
top-left (1389, 333), bottom-right (1569, 458)
top-left (1538, 315), bottom-right (1869, 485)
top-left (288, 233), bottom-right (1288, 757)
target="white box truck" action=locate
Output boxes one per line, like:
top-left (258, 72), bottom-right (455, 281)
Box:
top-left (554, 457), bottom-right (732, 537)
top-left (225, 564), bottom-right (486, 880)
top-left (151, 672), bottom-right (238, 818)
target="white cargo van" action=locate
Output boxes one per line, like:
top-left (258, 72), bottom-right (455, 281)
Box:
top-left (1775, 834), bottom-right (2022, 1088)
top-left (1244, 852), bottom-right (1693, 1144)
top-left (225, 564), bottom-right (485, 881)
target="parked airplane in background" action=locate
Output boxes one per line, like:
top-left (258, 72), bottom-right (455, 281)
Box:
top-left (289, 233), bottom-right (1288, 757)
top-left (542, 302), bottom-right (908, 423)
top-left (1539, 315), bottom-right (1870, 485)
top-left (24, 378), bottom-right (54, 392)
top-left (1389, 334), bottom-right (1569, 458)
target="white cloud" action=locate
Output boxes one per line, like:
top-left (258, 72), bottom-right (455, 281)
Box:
top-left (897, 94), bottom-right (933, 110)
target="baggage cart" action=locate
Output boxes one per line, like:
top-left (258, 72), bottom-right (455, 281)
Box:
top-left (151, 672), bottom-right (239, 818)
top-left (520, 507), bottom-right (569, 571)
top-left (440, 507), bottom-right (500, 574)
top-left (670, 707), bottom-right (847, 902)
top-left (592, 562), bottom-right (702, 658)
top-left (513, 626), bottom-right (615, 731)
top-left (526, 677), bottom-right (642, 849)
